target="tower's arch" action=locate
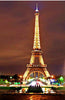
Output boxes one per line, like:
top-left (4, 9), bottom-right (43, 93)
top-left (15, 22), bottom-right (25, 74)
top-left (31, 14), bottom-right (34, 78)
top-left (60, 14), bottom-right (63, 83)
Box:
top-left (26, 71), bottom-right (45, 80)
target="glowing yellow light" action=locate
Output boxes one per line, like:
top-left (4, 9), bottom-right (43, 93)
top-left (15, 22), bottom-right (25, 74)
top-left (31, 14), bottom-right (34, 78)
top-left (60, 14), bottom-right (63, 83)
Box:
top-left (51, 75), bottom-right (55, 79)
top-left (33, 11), bottom-right (41, 49)
top-left (19, 75), bottom-right (22, 78)
top-left (30, 55), bottom-right (35, 64)
top-left (39, 55), bottom-right (44, 65)
top-left (23, 70), bottom-right (29, 79)
top-left (23, 6), bottom-right (50, 81)
top-left (44, 70), bottom-right (50, 77)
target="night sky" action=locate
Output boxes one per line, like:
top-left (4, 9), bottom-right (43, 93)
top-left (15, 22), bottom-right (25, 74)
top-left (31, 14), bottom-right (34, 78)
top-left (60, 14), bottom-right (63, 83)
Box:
top-left (0, 1), bottom-right (65, 75)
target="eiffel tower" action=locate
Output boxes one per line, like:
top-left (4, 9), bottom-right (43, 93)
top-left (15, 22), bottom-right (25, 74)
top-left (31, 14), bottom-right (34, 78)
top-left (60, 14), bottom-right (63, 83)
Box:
top-left (23, 4), bottom-right (50, 81)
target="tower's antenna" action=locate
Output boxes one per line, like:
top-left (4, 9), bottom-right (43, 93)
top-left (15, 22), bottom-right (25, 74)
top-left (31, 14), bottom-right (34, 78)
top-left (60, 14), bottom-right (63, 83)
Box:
top-left (36, 3), bottom-right (38, 12)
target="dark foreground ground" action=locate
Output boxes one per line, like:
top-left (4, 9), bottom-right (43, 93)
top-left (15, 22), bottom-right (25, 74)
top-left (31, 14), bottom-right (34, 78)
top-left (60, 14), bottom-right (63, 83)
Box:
top-left (0, 93), bottom-right (65, 100)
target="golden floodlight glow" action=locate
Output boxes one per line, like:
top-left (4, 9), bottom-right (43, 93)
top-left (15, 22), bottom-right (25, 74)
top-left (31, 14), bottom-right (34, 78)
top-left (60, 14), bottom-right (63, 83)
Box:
top-left (30, 55), bottom-right (35, 64)
top-left (44, 70), bottom-right (50, 77)
top-left (33, 12), bottom-right (41, 49)
top-left (19, 75), bottom-right (22, 78)
top-left (39, 55), bottom-right (44, 65)
top-left (23, 4), bottom-right (50, 81)
top-left (23, 70), bottom-right (29, 79)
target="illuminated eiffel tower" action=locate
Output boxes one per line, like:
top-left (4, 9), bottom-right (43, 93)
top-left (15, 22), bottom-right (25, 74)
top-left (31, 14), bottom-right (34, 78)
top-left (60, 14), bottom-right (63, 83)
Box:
top-left (23, 4), bottom-right (50, 81)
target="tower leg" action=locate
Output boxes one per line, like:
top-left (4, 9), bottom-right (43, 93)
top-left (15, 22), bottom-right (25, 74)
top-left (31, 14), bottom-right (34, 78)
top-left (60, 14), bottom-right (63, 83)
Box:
top-left (34, 72), bottom-right (35, 78)
top-left (38, 72), bottom-right (39, 78)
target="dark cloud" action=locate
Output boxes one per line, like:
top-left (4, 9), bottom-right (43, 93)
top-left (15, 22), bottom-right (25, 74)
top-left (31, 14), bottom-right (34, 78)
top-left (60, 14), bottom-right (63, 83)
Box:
top-left (0, 1), bottom-right (65, 75)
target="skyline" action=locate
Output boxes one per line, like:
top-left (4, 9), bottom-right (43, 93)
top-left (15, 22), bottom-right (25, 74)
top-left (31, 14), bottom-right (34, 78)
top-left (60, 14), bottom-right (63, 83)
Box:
top-left (0, 1), bottom-right (65, 75)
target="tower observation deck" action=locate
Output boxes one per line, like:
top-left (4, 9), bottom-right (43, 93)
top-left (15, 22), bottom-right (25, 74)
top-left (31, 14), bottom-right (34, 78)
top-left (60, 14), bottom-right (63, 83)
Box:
top-left (23, 5), bottom-right (50, 81)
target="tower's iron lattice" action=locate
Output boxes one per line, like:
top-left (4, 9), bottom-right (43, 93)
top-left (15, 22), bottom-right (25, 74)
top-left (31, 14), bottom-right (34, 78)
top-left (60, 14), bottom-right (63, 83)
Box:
top-left (23, 5), bottom-right (50, 81)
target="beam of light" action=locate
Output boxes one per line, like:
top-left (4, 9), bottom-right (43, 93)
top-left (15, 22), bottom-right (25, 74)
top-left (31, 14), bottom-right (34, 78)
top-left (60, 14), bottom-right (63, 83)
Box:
top-left (36, 3), bottom-right (38, 12)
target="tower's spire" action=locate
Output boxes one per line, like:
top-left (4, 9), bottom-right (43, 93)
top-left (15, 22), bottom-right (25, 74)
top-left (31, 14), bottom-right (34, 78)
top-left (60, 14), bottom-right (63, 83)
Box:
top-left (33, 4), bottom-right (41, 50)
top-left (36, 3), bottom-right (38, 12)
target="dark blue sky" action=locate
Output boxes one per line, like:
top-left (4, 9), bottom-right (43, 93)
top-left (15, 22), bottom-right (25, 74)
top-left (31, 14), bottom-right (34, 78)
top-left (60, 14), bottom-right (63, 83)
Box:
top-left (0, 1), bottom-right (65, 75)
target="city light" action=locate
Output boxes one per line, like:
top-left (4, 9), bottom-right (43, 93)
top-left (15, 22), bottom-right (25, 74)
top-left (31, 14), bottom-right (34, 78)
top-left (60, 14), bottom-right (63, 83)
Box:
top-left (19, 75), bottom-right (22, 78)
